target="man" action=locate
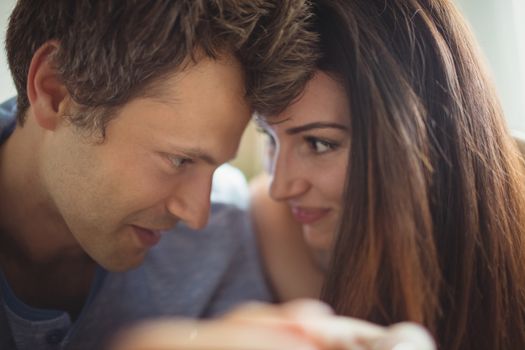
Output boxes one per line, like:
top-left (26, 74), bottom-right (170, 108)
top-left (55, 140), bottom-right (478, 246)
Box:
top-left (0, 1), bottom-right (317, 349)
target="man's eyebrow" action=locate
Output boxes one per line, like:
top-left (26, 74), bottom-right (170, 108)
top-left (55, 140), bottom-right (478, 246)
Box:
top-left (285, 122), bottom-right (349, 135)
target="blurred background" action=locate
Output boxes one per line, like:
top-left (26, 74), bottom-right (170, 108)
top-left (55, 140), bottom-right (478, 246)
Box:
top-left (1, 0), bottom-right (524, 180)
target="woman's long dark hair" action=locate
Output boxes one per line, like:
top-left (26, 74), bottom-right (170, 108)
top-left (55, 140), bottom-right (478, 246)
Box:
top-left (316, 1), bottom-right (525, 349)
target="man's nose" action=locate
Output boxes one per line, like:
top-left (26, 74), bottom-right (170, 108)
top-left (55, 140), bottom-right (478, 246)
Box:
top-left (165, 172), bottom-right (213, 230)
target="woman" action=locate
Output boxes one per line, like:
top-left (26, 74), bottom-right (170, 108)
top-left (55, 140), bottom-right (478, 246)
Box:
top-left (251, 0), bottom-right (525, 349)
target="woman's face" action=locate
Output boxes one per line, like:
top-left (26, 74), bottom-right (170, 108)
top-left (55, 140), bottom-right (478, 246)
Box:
top-left (259, 71), bottom-right (351, 267)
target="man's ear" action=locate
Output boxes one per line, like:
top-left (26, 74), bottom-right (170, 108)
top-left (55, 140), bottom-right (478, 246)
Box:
top-left (27, 40), bottom-right (70, 131)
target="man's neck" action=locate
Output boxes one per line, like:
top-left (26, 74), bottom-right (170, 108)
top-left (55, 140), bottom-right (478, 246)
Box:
top-left (0, 117), bottom-right (96, 317)
top-left (0, 116), bottom-right (81, 260)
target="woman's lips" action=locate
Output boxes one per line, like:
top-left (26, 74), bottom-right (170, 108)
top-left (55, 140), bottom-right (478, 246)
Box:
top-left (132, 225), bottom-right (162, 247)
top-left (290, 206), bottom-right (331, 224)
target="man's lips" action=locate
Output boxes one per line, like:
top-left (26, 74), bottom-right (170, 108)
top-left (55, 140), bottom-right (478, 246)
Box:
top-left (290, 206), bottom-right (331, 224)
top-left (131, 225), bottom-right (163, 247)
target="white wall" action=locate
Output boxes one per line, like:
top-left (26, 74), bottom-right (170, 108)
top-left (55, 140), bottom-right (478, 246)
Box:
top-left (0, 0), bottom-right (16, 101)
top-left (455, 0), bottom-right (525, 132)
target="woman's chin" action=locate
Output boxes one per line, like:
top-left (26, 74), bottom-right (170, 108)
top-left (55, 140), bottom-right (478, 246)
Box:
top-left (302, 227), bottom-right (333, 269)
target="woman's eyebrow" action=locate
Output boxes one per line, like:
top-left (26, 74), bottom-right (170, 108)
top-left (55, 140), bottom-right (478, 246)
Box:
top-left (286, 122), bottom-right (348, 135)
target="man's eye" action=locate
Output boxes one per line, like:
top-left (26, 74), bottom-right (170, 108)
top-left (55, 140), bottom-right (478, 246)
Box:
top-left (167, 155), bottom-right (193, 168)
top-left (304, 137), bottom-right (338, 154)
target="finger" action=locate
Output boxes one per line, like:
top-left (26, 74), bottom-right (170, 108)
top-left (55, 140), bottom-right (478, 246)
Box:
top-left (365, 322), bottom-right (436, 350)
top-left (223, 299), bottom-right (334, 337)
top-left (295, 316), bottom-right (387, 349)
top-left (280, 299), bottom-right (335, 318)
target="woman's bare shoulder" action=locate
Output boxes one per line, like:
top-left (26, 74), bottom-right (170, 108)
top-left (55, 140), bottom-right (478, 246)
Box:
top-left (249, 174), bottom-right (323, 301)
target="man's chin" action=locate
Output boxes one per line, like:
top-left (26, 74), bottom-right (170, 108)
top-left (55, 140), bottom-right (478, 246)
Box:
top-left (98, 251), bottom-right (147, 272)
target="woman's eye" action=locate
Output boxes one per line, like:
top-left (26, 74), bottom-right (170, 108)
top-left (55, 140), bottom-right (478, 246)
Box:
top-left (256, 126), bottom-right (276, 148)
top-left (266, 134), bottom-right (276, 149)
top-left (305, 137), bottom-right (338, 154)
top-left (167, 155), bottom-right (193, 168)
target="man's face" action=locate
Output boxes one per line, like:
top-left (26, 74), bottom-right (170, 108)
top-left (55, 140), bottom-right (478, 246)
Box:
top-left (40, 55), bottom-right (250, 271)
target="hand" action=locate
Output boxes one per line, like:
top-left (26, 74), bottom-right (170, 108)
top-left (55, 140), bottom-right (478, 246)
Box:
top-left (110, 300), bottom-right (435, 350)
top-left (224, 300), bottom-right (435, 350)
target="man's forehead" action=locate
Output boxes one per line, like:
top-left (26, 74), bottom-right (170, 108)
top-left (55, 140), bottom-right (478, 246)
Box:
top-left (141, 51), bottom-right (244, 102)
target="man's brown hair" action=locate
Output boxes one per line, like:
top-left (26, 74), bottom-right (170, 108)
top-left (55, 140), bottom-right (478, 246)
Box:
top-left (6, 0), bottom-right (317, 131)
